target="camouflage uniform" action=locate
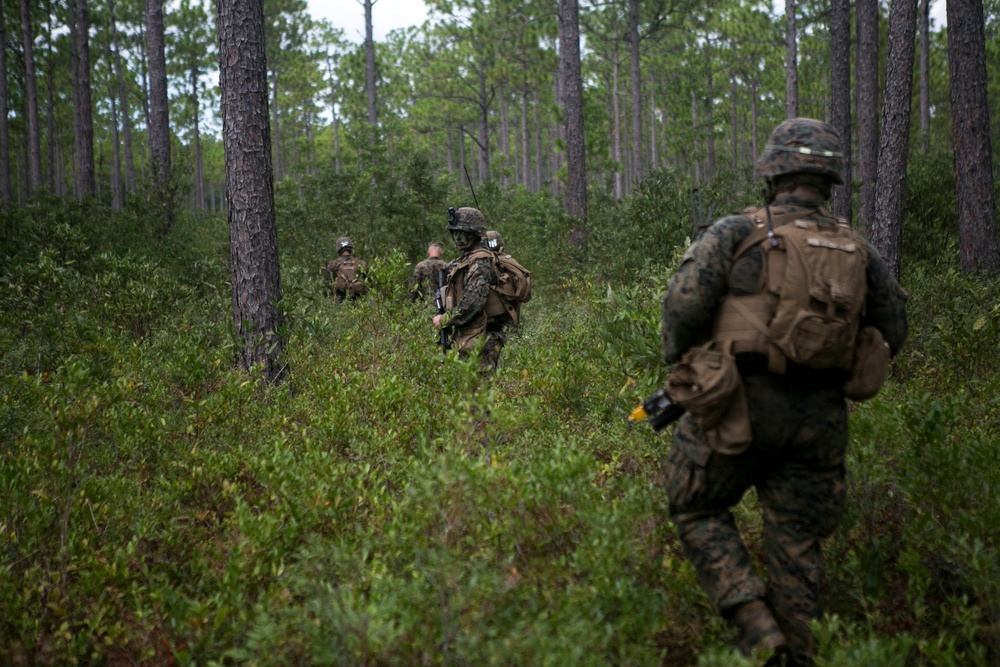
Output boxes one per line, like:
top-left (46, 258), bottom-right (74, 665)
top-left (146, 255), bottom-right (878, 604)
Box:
top-left (439, 208), bottom-right (504, 373)
top-left (409, 256), bottom-right (448, 302)
top-left (325, 237), bottom-right (366, 302)
top-left (661, 119), bottom-right (909, 666)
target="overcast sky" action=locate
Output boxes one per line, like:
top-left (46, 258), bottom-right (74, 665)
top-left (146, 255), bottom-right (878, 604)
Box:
top-left (307, 0), bottom-right (949, 43)
top-left (306, 0), bottom-right (432, 44)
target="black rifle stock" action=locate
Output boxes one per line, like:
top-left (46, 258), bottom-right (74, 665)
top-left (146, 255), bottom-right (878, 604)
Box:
top-left (629, 388), bottom-right (686, 431)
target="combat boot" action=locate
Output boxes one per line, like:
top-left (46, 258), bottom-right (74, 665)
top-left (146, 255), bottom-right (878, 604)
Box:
top-left (733, 600), bottom-right (789, 662)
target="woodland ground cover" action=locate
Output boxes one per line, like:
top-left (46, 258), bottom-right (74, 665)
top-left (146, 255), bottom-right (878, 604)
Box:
top-left (1, 156), bottom-right (999, 665)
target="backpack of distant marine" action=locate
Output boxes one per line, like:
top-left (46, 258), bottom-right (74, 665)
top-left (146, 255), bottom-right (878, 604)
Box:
top-left (334, 257), bottom-right (368, 298)
top-left (484, 252), bottom-right (532, 327)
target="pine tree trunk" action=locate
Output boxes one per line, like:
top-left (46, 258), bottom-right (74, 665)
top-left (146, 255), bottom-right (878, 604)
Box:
top-left (477, 66), bottom-right (489, 182)
top-left (533, 91), bottom-right (542, 192)
top-left (45, 0), bottom-right (56, 191)
top-left (730, 75), bottom-right (738, 167)
top-left (271, 69), bottom-right (281, 180)
top-left (628, 0), bottom-right (642, 184)
top-left (20, 0), bottom-right (42, 195)
top-left (108, 71), bottom-right (122, 210)
top-left (948, 0), bottom-right (1000, 275)
top-left (856, 0), bottom-right (879, 237)
top-left (145, 0), bottom-right (172, 228)
top-left (705, 45), bottom-right (715, 179)
top-left (919, 0), bottom-right (930, 152)
top-left (72, 0), bottom-right (97, 199)
top-left (192, 68), bottom-right (204, 211)
top-left (785, 0), bottom-right (798, 118)
top-left (691, 89), bottom-right (700, 185)
top-left (500, 92), bottom-right (510, 187)
top-left (139, 25), bottom-right (151, 161)
top-left (830, 0), bottom-right (852, 219)
top-left (559, 0), bottom-right (587, 249)
top-left (521, 78), bottom-right (530, 189)
top-left (612, 51), bottom-right (623, 201)
top-left (872, 0), bottom-right (918, 279)
top-left (0, 1), bottom-right (11, 205)
top-left (108, 0), bottom-right (134, 193)
top-left (364, 0), bottom-right (377, 132)
top-left (650, 77), bottom-right (659, 169)
top-left (217, 0), bottom-right (286, 383)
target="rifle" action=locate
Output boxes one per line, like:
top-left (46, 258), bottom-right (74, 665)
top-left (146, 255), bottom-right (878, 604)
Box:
top-left (435, 269), bottom-right (449, 349)
top-left (629, 388), bottom-right (685, 432)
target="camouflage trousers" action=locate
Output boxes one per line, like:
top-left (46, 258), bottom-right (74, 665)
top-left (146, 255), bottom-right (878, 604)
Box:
top-left (457, 330), bottom-right (505, 375)
top-left (664, 373), bottom-right (848, 665)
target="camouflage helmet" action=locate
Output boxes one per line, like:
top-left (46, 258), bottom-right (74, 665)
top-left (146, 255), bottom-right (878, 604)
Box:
top-left (485, 230), bottom-right (504, 253)
top-left (756, 118), bottom-right (844, 185)
top-left (336, 236), bottom-right (354, 253)
top-left (446, 207), bottom-right (486, 237)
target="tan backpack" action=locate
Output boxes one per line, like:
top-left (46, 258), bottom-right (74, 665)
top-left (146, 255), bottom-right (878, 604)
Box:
top-left (335, 257), bottom-right (368, 297)
top-left (713, 206), bottom-right (869, 374)
top-left (484, 252), bottom-right (532, 326)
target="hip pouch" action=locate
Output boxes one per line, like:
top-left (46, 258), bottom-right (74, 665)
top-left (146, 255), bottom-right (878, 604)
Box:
top-left (842, 326), bottom-right (890, 401)
top-left (666, 341), bottom-right (752, 455)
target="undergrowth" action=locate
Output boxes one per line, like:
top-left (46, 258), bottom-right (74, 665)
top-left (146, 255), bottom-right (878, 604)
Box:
top-left (1, 154), bottom-right (998, 665)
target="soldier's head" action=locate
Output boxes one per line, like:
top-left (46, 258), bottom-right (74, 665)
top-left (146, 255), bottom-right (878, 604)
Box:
top-left (446, 207), bottom-right (486, 252)
top-left (427, 241), bottom-right (444, 259)
top-left (485, 230), bottom-right (504, 254)
top-left (757, 118), bottom-right (844, 203)
top-left (336, 236), bottom-right (354, 256)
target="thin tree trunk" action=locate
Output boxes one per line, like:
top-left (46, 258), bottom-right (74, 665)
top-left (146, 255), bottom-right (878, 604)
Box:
top-left (612, 51), bottom-right (623, 201)
top-left (108, 0), bottom-right (134, 192)
top-left (218, 0), bottom-right (286, 383)
top-left (559, 0), bottom-right (587, 248)
top-left (20, 0), bottom-right (42, 194)
top-left (785, 0), bottom-right (798, 118)
top-left (856, 0), bottom-right (879, 237)
top-left (108, 72), bottom-right (122, 210)
top-left (192, 68), bottom-right (204, 211)
top-left (364, 0), bottom-right (377, 133)
top-left (691, 88), bottom-right (700, 184)
top-left (521, 78), bottom-right (530, 189)
top-left (650, 77), bottom-right (659, 169)
top-left (477, 66), bottom-right (489, 182)
top-left (919, 0), bottom-right (931, 152)
top-left (730, 74), bottom-right (738, 167)
top-left (0, 1), bottom-right (11, 205)
top-left (271, 69), bottom-right (281, 179)
top-left (628, 0), bottom-right (642, 184)
top-left (533, 90), bottom-right (542, 192)
top-left (831, 0), bottom-right (852, 219)
top-left (552, 65), bottom-right (562, 197)
top-left (45, 0), bottom-right (56, 191)
top-left (139, 24), bottom-right (151, 159)
top-left (705, 44), bottom-right (715, 179)
top-left (500, 92), bottom-right (510, 187)
top-left (750, 80), bottom-right (759, 160)
top-left (872, 0), bottom-right (918, 279)
top-left (146, 0), bottom-right (172, 228)
top-left (948, 0), bottom-right (1000, 274)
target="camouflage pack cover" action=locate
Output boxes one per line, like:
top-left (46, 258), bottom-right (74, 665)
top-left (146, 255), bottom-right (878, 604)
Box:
top-left (446, 207), bottom-right (487, 236)
top-left (756, 118), bottom-right (844, 185)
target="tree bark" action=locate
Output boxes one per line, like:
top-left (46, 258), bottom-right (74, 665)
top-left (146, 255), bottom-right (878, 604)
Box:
top-left (107, 0), bottom-right (134, 193)
top-left (477, 65), bottom-right (489, 182)
top-left (20, 0), bottom-right (42, 195)
top-left (785, 0), bottom-right (798, 118)
top-left (830, 0), bottom-right (852, 219)
top-left (705, 44), bottom-right (715, 179)
top-left (947, 0), bottom-right (1000, 275)
top-left (919, 0), bottom-right (930, 152)
top-left (45, 0), bottom-right (56, 191)
top-left (856, 0), bottom-right (879, 236)
top-left (217, 0), bottom-right (287, 383)
top-left (271, 69), bottom-right (281, 179)
top-left (612, 49), bottom-right (623, 201)
top-left (0, 1), bottom-right (11, 205)
top-left (628, 0), bottom-right (642, 184)
top-left (872, 0), bottom-right (918, 279)
top-left (520, 79), bottom-right (530, 189)
top-left (191, 67), bottom-right (204, 211)
top-left (145, 0), bottom-right (172, 227)
top-left (108, 65), bottom-right (123, 210)
top-left (559, 0), bottom-right (587, 249)
top-left (71, 0), bottom-right (96, 199)
top-left (364, 0), bottom-right (377, 131)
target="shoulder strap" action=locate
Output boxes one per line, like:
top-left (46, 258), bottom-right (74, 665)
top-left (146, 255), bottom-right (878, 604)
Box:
top-left (732, 207), bottom-right (820, 259)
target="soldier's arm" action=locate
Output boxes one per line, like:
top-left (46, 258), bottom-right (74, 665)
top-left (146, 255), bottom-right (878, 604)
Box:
top-left (861, 245), bottom-right (909, 356)
top-left (661, 216), bottom-right (754, 363)
top-left (442, 258), bottom-right (496, 329)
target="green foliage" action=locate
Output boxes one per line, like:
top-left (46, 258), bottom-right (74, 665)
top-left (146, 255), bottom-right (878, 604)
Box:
top-left (2, 180), bottom-right (999, 666)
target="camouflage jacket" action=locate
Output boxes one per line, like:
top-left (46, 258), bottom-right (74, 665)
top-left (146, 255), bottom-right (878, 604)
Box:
top-left (441, 245), bottom-right (498, 333)
top-left (661, 194), bottom-right (909, 364)
top-left (409, 257), bottom-right (447, 302)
